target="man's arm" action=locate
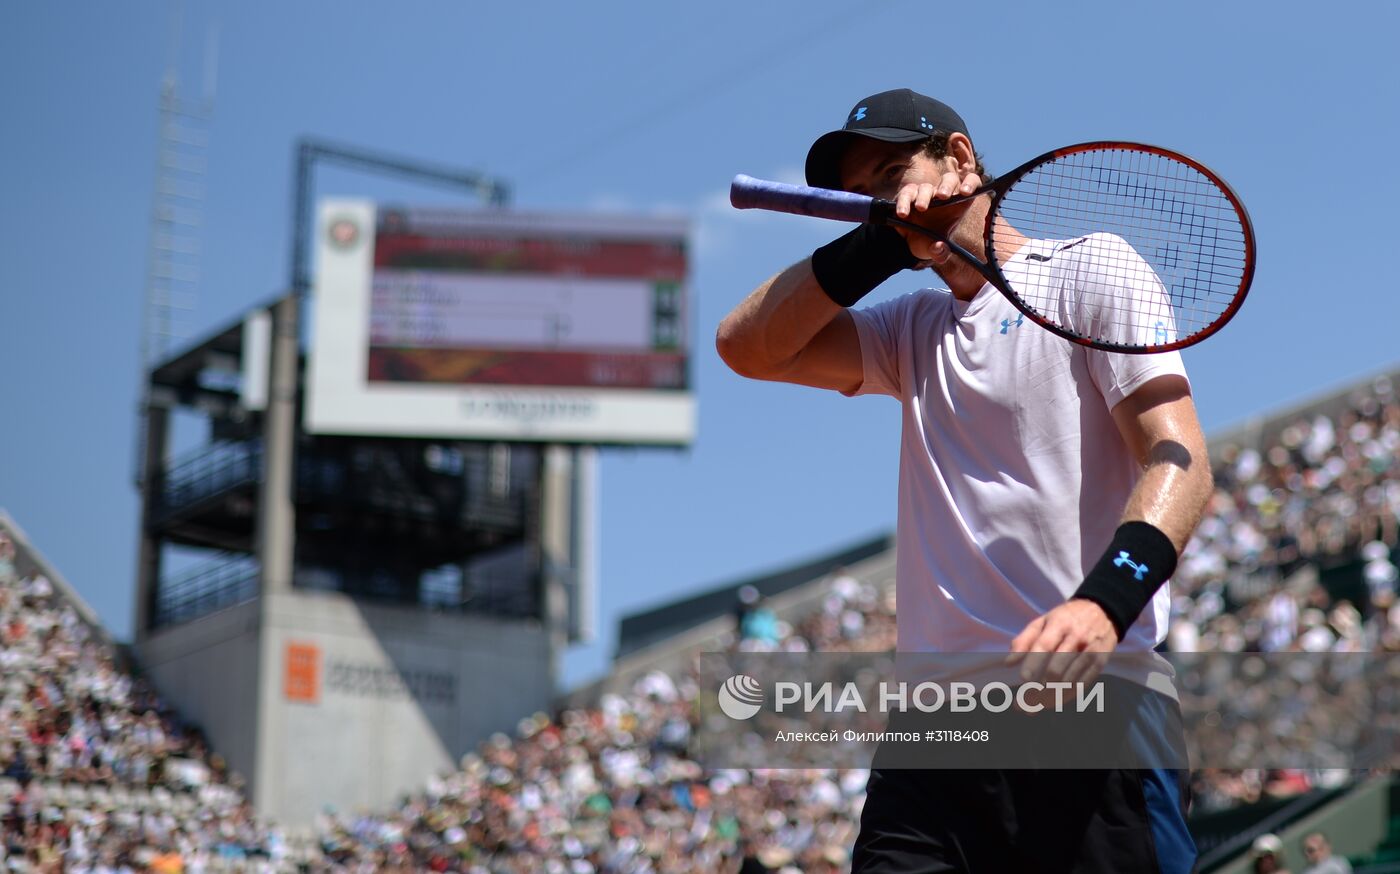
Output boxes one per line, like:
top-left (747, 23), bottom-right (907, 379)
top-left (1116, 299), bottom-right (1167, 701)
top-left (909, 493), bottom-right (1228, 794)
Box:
top-left (717, 165), bottom-right (981, 392)
top-left (714, 260), bottom-right (864, 393)
top-left (1009, 375), bottom-right (1211, 678)
top-left (1109, 375), bottom-right (1213, 552)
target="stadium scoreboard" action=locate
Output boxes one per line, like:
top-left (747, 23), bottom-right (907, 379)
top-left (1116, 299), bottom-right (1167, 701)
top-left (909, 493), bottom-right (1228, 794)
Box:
top-left (307, 200), bottom-right (693, 444)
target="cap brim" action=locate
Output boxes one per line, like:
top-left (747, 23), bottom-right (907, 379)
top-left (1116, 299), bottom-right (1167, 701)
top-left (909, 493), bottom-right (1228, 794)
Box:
top-left (805, 128), bottom-right (927, 190)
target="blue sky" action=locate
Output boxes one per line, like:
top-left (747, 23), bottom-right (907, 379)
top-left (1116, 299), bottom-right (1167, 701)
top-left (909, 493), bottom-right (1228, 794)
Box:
top-left (2, 0), bottom-right (1397, 687)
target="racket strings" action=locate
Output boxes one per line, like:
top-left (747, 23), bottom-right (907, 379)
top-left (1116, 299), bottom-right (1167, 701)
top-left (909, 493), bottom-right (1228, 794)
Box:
top-left (990, 148), bottom-right (1249, 350)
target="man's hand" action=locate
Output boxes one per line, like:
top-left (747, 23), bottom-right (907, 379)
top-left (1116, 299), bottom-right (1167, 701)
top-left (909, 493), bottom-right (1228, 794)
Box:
top-left (891, 167), bottom-right (982, 265)
top-left (1006, 599), bottom-right (1117, 686)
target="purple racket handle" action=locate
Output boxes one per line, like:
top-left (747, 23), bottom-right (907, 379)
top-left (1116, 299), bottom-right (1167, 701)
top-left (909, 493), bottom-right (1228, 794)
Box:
top-left (730, 174), bottom-right (887, 224)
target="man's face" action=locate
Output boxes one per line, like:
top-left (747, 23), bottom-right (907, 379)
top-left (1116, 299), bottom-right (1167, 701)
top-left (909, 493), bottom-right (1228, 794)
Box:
top-left (1303, 835), bottom-right (1329, 861)
top-left (836, 137), bottom-right (948, 201)
top-left (834, 135), bottom-right (987, 291)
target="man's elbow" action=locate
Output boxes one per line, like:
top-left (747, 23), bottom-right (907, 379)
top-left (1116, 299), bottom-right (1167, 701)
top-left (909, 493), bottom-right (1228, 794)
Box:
top-left (715, 320), bottom-right (770, 379)
top-left (1144, 434), bottom-right (1212, 498)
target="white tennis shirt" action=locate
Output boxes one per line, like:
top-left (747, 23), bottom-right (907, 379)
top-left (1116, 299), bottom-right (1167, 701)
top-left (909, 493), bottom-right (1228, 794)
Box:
top-left (846, 235), bottom-right (1189, 654)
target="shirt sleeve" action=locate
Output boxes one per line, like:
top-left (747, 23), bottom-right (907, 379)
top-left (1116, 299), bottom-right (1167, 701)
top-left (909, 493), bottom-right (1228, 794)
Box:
top-left (1086, 346), bottom-right (1190, 411)
top-left (1061, 233), bottom-right (1192, 410)
top-left (841, 292), bottom-right (920, 399)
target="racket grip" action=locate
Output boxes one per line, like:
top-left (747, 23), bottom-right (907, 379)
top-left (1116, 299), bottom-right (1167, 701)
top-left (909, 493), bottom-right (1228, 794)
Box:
top-left (730, 174), bottom-right (887, 224)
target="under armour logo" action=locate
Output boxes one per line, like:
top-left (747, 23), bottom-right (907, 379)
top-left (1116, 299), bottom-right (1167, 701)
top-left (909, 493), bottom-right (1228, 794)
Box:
top-left (1000, 315), bottom-right (1024, 334)
top-left (1113, 551), bottom-right (1149, 581)
top-left (851, 106), bottom-right (867, 122)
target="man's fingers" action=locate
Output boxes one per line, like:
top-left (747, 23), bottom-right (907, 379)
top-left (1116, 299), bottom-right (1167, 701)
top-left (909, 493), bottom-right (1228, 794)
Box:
top-left (936, 170), bottom-right (962, 199)
top-left (898, 182), bottom-right (940, 217)
top-left (1063, 649), bottom-right (1110, 687)
top-left (1007, 617), bottom-right (1046, 662)
top-left (1043, 641), bottom-right (1086, 683)
top-left (900, 172), bottom-right (979, 218)
top-left (912, 182), bottom-right (937, 212)
top-left (897, 171), bottom-right (983, 218)
top-left (893, 225), bottom-right (936, 262)
top-left (1017, 623), bottom-right (1070, 681)
top-left (894, 185), bottom-right (913, 218)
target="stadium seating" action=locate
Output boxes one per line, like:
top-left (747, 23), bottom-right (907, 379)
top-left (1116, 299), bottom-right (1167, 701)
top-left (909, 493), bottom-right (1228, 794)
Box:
top-left (0, 523), bottom-right (300, 871)
top-left (1, 373), bottom-right (1396, 870)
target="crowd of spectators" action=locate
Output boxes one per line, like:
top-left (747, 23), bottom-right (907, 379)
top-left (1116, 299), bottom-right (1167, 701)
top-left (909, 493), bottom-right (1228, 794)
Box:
top-left (0, 530), bottom-right (293, 872)
top-left (1171, 375), bottom-right (1400, 656)
top-left (1, 374), bottom-right (1397, 871)
top-left (1167, 377), bottom-right (1400, 811)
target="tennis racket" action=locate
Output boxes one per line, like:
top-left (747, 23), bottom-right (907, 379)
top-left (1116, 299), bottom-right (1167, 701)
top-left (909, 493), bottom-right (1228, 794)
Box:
top-left (731, 142), bottom-right (1255, 353)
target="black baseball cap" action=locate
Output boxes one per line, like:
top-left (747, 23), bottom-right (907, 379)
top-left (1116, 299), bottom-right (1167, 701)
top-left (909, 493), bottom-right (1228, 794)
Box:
top-left (805, 88), bottom-right (969, 190)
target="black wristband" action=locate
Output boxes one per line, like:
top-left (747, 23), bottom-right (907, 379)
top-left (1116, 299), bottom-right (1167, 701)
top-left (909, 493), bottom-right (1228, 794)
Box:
top-left (809, 222), bottom-right (919, 308)
top-left (1072, 521), bottom-right (1178, 642)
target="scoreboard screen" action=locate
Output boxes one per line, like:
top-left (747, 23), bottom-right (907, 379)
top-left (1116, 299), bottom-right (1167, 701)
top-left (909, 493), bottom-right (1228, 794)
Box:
top-left (307, 201), bottom-right (693, 444)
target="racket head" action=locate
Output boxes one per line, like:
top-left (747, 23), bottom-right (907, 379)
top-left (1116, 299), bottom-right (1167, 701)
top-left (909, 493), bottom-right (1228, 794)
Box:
top-left (982, 142), bottom-right (1256, 354)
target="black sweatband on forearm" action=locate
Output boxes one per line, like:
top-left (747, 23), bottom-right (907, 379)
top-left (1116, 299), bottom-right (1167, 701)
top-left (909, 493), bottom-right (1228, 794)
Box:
top-left (809, 222), bottom-right (919, 308)
top-left (1072, 521), bottom-right (1179, 642)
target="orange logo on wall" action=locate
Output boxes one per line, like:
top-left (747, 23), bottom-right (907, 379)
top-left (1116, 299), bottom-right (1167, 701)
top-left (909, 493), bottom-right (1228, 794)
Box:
top-left (284, 642), bottom-right (321, 703)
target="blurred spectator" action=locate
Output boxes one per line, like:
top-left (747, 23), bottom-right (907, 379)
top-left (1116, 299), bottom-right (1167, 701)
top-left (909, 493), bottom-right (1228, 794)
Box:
top-left (733, 585), bottom-right (758, 629)
top-left (1301, 830), bottom-right (1352, 874)
top-left (1252, 833), bottom-right (1292, 874)
top-left (737, 588), bottom-right (781, 649)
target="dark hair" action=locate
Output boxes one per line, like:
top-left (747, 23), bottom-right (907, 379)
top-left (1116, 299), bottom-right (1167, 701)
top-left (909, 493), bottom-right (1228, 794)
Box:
top-left (919, 131), bottom-right (989, 180)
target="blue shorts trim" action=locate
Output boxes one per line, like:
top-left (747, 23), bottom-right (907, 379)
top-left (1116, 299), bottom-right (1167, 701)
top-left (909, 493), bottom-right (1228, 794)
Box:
top-left (1142, 768), bottom-right (1197, 874)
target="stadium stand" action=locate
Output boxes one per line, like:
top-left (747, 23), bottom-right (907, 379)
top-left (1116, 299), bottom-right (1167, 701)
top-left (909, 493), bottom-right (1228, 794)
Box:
top-left (2, 368), bottom-right (1398, 870)
top-left (0, 512), bottom-right (298, 872)
top-left (296, 368), bottom-right (1400, 871)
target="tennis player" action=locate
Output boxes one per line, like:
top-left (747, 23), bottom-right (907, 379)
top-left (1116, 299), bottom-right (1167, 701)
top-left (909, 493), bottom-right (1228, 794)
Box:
top-left (717, 88), bottom-right (1212, 873)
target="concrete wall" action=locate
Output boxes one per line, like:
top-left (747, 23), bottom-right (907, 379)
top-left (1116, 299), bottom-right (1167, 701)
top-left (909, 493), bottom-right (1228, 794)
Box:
top-left (136, 588), bottom-right (556, 826)
top-left (136, 601), bottom-right (263, 788)
top-left (255, 590), bottom-right (554, 824)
